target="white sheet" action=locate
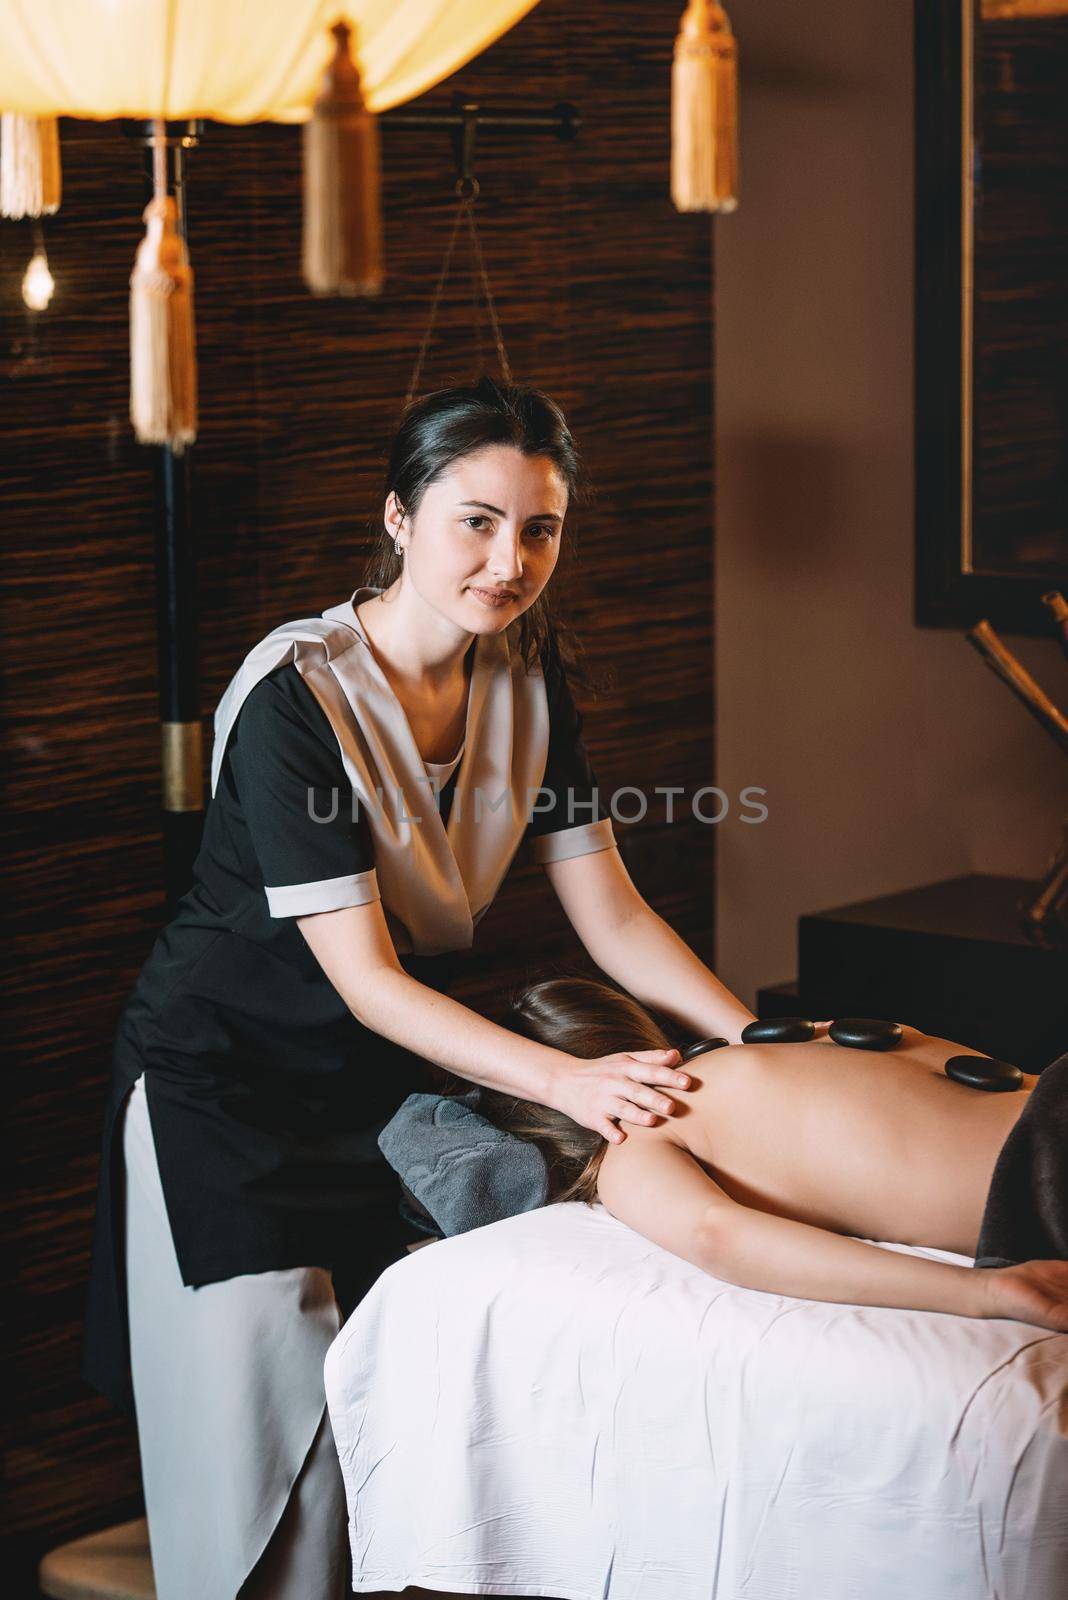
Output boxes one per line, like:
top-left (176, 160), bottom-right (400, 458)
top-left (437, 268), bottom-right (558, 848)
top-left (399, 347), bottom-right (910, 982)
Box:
top-left (324, 1202), bottom-right (1068, 1600)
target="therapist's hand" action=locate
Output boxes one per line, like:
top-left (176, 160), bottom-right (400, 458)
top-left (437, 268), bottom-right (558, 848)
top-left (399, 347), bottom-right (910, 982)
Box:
top-left (548, 1050), bottom-right (690, 1144)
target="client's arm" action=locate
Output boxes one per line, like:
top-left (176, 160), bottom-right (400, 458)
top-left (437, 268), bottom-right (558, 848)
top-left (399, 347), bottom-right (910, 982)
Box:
top-left (595, 1126), bottom-right (1067, 1328)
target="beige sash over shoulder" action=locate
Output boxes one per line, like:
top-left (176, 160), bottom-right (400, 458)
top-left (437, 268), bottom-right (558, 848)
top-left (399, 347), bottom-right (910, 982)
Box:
top-left (212, 588), bottom-right (550, 956)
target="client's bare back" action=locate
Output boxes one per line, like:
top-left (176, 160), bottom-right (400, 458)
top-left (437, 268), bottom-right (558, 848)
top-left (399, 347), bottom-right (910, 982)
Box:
top-left (663, 1027), bottom-right (1037, 1258)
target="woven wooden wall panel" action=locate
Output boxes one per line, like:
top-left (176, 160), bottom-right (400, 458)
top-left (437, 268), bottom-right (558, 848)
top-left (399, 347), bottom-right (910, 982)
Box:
top-left (0, 0), bottom-right (716, 1578)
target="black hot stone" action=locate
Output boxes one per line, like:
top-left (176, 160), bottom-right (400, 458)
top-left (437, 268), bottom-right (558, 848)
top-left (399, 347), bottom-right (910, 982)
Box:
top-left (828, 1018), bottom-right (904, 1051)
top-left (679, 1038), bottom-right (730, 1064)
top-left (740, 1018), bottom-right (816, 1045)
top-left (944, 1054), bottom-right (1023, 1092)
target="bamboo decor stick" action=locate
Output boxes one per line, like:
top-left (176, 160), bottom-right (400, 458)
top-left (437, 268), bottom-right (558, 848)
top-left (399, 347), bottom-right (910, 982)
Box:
top-left (966, 619), bottom-right (1068, 760)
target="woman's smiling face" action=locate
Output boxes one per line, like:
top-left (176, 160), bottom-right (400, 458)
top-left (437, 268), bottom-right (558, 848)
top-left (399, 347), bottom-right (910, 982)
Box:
top-left (386, 444), bottom-right (567, 634)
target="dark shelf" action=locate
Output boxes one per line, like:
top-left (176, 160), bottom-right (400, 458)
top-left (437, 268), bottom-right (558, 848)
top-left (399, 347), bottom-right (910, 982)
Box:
top-left (761, 875), bottom-right (1067, 1072)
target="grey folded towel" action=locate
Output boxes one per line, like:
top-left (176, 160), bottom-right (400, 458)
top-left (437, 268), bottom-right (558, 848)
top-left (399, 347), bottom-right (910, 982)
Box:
top-left (973, 1049), bottom-right (1068, 1269)
top-left (377, 1089), bottom-right (550, 1238)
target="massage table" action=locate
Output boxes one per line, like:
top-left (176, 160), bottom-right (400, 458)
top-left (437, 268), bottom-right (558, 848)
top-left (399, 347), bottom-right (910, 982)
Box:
top-left (324, 1201), bottom-right (1068, 1599)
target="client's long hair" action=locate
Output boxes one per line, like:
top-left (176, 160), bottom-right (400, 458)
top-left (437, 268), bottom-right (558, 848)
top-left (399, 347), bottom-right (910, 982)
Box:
top-left (471, 976), bottom-right (674, 1206)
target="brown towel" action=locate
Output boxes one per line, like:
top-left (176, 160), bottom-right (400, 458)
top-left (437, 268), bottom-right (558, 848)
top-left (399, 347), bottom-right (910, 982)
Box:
top-left (973, 1050), bottom-right (1068, 1269)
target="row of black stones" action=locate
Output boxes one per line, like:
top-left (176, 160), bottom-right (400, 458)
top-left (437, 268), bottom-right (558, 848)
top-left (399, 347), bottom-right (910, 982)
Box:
top-left (677, 1019), bottom-right (1023, 1091)
top-left (744, 1017), bottom-right (905, 1050)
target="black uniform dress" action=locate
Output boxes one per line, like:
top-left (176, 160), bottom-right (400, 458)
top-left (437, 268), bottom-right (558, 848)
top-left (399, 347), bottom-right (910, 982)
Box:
top-left (82, 607), bottom-right (615, 1419)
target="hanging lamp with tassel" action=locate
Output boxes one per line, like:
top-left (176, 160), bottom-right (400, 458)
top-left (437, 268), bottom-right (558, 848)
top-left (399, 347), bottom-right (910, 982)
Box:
top-left (129, 122), bottom-right (198, 451)
top-left (671, 1), bottom-right (739, 214)
top-left (302, 19), bottom-right (383, 297)
top-left (1, 112), bottom-right (61, 219)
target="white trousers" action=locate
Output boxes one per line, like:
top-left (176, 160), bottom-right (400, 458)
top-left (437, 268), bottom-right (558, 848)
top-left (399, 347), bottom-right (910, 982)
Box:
top-left (121, 1073), bottom-right (348, 1600)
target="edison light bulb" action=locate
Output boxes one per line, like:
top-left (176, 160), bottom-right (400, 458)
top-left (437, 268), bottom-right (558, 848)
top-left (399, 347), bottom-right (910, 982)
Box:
top-left (22, 250), bottom-right (55, 311)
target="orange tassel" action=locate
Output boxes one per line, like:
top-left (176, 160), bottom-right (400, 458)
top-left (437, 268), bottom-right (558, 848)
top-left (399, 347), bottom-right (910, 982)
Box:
top-left (302, 20), bottom-right (384, 297)
top-left (1, 113), bottom-right (62, 219)
top-left (671, 1), bottom-right (739, 214)
top-left (129, 137), bottom-right (198, 453)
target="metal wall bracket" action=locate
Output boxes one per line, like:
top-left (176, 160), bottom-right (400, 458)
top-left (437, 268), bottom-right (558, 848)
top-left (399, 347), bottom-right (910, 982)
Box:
top-left (383, 93), bottom-right (581, 194)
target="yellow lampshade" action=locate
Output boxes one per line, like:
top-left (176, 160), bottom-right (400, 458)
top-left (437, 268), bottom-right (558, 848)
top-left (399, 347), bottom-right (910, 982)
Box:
top-left (0, 1), bottom-right (540, 122)
top-left (0, 1), bottom-right (541, 447)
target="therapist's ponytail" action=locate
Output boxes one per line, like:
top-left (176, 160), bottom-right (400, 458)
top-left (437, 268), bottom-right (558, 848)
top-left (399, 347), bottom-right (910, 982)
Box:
top-left (475, 976), bottom-right (676, 1206)
top-left (363, 375), bottom-right (594, 681)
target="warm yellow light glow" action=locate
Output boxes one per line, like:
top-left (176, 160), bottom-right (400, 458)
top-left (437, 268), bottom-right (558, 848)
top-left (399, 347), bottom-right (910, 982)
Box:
top-left (21, 248), bottom-right (54, 309)
top-left (982, 1), bottom-right (1068, 16)
top-left (0, 2), bottom-right (541, 122)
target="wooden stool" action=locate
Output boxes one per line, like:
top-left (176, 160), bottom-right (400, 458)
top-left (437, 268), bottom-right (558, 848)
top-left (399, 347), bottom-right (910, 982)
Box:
top-left (38, 1517), bottom-right (155, 1600)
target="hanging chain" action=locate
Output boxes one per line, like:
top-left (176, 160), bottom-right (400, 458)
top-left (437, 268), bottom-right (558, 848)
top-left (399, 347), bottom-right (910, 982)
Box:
top-left (403, 197), bottom-right (465, 408)
top-left (404, 186), bottom-right (513, 409)
top-left (463, 199), bottom-right (512, 385)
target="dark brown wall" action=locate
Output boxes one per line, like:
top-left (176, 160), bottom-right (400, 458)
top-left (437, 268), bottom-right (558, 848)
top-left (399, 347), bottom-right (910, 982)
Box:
top-left (1, 0), bottom-right (715, 1580)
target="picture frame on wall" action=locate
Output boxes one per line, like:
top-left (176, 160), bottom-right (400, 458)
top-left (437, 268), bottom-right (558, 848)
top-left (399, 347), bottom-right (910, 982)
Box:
top-left (915, 0), bottom-right (1068, 635)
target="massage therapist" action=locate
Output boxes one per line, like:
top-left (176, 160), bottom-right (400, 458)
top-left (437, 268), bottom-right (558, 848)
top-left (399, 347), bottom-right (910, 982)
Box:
top-left (82, 376), bottom-right (755, 1600)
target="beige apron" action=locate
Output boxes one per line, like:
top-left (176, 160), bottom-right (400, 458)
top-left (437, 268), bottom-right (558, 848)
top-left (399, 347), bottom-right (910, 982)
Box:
top-left (123, 1073), bottom-right (348, 1600)
top-left (212, 587), bottom-right (552, 956)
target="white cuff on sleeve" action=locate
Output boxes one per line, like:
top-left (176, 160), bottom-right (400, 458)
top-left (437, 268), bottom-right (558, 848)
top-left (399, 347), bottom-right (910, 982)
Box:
top-left (532, 816), bottom-right (617, 864)
top-left (265, 868), bottom-right (381, 919)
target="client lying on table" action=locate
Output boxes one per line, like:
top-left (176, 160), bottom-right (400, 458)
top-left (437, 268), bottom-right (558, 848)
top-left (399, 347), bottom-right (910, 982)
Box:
top-left (463, 978), bottom-right (1068, 1334)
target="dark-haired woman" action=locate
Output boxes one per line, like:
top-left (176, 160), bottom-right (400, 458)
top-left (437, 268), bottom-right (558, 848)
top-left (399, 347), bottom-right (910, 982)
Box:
top-left (82, 378), bottom-right (754, 1600)
top-left (475, 976), bottom-right (1068, 1335)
